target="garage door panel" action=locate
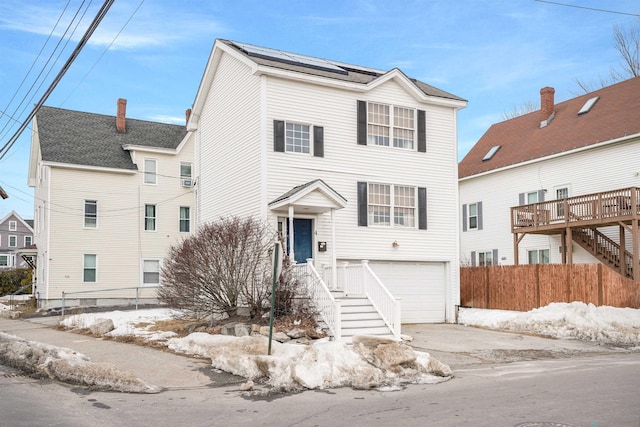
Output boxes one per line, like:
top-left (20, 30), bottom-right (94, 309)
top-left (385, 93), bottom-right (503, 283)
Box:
top-left (368, 261), bottom-right (446, 323)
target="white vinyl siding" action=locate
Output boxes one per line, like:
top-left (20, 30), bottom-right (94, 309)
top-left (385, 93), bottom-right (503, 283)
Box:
top-left (460, 137), bottom-right (640, 266)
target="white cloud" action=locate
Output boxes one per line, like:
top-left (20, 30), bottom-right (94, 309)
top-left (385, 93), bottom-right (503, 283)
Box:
top-left (0, 2), bottom-right (227, 51)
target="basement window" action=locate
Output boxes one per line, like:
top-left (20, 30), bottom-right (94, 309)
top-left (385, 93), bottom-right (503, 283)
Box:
top-left (578, 96), bottom-right (599, 115)
top-left (482, 145), bottom-right (501, 161)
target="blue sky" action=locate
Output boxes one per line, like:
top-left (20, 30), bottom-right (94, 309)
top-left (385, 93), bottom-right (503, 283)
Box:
top-left (0, 0), bottom-right (638, 219)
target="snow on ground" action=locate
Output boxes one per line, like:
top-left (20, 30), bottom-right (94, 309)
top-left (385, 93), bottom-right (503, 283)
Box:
top-left (4, 302), bottom-right (639, 394)
top-left (60, 308), bottom-right (452, 392)
top-left (0, 302), bottom-right (7, 311)
top-left (0, 332), bottom-right (160, 393)
top-left (459, 302), bottom-right (640, 347)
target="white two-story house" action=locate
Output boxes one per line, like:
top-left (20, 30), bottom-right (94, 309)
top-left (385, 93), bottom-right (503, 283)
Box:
top-left (186, 39), bottom-right (467, 332)
top-left (28, 100), bottom-right (194, 308)
top-left (459, 77), bottom-right (640, 280)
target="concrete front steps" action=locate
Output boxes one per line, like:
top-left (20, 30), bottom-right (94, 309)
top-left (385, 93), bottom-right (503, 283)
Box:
top-left (335, 294), bottom-right (395, 344)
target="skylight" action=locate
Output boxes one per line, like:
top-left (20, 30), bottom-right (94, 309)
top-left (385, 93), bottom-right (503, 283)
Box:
top-left (482, 145), bottom-right (501, 161)
top-left (578, 96), bottom-right (599, 115)
top-left (232, 41), bottom-right (348, 75)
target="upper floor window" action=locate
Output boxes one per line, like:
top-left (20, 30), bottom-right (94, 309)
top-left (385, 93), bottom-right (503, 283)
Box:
top-left (180, 162), bottom-right (192, 180)
top-left (462, 202), bottom-right (483, 232)
top-left (362, 102), bottom-right (421, 150)
top-left (24, 236), bottom-right (32, 246)
top-left (273, 120), bottom-right (324, 158)
top-left (84, 200), bottom-right (97, 228)
top-left (145, 204), bottom-right (156, 231)
top-left (9, 221), bottom-right (16, 231)
top-left (83, 254), bottom-right (97, 282)
top-left (179, 206), bottom-right (190, 232)
top-left (528, 249), bottom-right (550, 264)
top-left (144, 159), bottom-right (157, 184)
top-left (286, 122), bottom-right (310, 153)
top-left (8, 235), bottom-right (17, 247)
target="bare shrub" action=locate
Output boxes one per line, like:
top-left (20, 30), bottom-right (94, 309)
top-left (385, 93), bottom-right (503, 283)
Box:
top-left (158, 217), bottom-right (276, 320)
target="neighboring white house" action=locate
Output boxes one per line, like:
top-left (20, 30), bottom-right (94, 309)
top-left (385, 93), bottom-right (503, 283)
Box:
top-left (28, 99), bottom-right (194, 308)
top-left (0, 210), bottom-right (34, 269)
top-left (186, 39), bottom-right (467, 330)
top-left (459, 77), bottom-right (640, 277)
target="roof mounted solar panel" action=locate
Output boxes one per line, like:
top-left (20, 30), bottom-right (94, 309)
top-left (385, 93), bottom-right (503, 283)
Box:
top-left (578, 96), bottom-right (599, 115)
top-left (232, 41), bottom-right (348, 75)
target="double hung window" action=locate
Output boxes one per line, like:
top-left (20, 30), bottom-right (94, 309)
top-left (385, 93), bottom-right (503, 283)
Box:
top-left (145, 204), bottom-right (156, 231)
top-left (84, 200), bottom-right (97, 228)
top-left (368, 183), bottom-right (415, 227)
top-left (367, 102), bottom-right (416, 149)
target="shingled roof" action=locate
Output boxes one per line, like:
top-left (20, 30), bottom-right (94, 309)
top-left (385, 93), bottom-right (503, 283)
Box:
top-left (221, 39), bottom-right (465, 102)
top-left (35, 105), bottom-right (187, 170)
top-left (459, 76), bottom-right (640, 179)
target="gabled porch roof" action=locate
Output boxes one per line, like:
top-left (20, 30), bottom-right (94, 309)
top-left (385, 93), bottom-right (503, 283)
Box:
top-left (268, 179), bottom-right (347, 214)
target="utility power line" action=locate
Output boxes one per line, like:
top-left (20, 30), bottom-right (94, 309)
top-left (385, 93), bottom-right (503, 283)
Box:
top-left (0, 0), bottom-right (115, 160)
top-left (534, 0), bottom-right (640, 17)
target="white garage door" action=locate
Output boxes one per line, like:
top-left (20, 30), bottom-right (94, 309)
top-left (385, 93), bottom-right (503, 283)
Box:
top-left (368, 261), bottom-right (446, 323)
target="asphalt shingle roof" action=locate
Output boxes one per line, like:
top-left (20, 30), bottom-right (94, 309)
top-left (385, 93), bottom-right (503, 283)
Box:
top-left (459, 76), bottom-right (640, 179)
top-left (222, 40), bottom-right (466, 102)
top-left (36, 106), bottom-right (187, 170)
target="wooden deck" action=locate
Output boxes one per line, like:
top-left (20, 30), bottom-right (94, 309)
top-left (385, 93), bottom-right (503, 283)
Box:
top-left (511, 187), bottom-right (640, 280)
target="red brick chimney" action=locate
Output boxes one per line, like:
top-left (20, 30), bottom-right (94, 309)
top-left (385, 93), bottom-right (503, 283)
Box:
top-left (185, 108), bottom-right (192, 126)
top-left (540, 87), bottom-right (555, 123)
top-left (116, 98), bottom-right (127, 133)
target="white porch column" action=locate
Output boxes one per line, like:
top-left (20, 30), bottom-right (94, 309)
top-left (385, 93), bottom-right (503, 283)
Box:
top-left (288, 205), bottom-right (295, 263)
top-left (331, 208), bottom-right (337, 290)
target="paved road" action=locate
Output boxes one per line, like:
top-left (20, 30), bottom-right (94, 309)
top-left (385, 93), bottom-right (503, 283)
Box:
top-left (2, 353), bottom-right (639, 426)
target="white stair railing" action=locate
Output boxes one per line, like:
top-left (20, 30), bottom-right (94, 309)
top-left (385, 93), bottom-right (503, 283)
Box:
top-left (291, 260), bottom-right (341, 340)
top-left (338, 260), bottom-right (401, 340)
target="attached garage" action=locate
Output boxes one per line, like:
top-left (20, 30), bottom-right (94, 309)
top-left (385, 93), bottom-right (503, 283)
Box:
top-left (368, 261), bottom-right (447, 323)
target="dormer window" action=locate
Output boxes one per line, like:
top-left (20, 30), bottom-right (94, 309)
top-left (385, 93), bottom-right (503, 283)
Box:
top-left (578, 96), bottom-right (599, 115)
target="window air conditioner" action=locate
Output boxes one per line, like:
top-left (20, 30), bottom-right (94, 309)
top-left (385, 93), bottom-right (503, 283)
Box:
top-left (181, 179), bottom-right (193, 188)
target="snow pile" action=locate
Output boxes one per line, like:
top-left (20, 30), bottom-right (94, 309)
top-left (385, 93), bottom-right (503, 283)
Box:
top-left (0, 332), bottom-right (161, 393)
top-left (61, 308), bottom-right (178, 341)
top-left (0, 302), bottom-right (8, 311)
top-left (167, 333), bottom-right (451, 392)
top-left (459, 302), bottom-right (640, 346)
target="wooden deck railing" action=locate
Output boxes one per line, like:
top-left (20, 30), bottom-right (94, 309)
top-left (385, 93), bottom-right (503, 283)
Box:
top-left (511, 187), bottom-right (640, 232)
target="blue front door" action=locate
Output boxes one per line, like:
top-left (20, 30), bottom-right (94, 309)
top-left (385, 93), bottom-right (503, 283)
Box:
top-left (287, 218), bottom-right (313, 264)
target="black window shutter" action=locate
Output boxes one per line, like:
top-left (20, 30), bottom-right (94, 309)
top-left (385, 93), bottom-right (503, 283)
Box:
top-left (313, 126), bottom-right (324, 157)
top-left (418, 187), bottom-right (427, 230)
top-left (519, 193), bottom-right (525, 206)
top-left (357, 182), bottom-right (368, 226)
top-left (417, 110), bottom-right (426, 152)
top-left (462, 204), bottom-right (468, 232)
top-left (471, 251), bottom-right (476, 267)
top-left (274, 120), bottom-right (285, 152)
top-left (477, 201), bottom-right (483, 230)
top-left (357, 101), bottom-right (367, 145)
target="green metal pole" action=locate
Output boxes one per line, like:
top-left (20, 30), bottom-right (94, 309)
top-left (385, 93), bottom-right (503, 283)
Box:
top-left (268, 242), bottom-right (280, 355)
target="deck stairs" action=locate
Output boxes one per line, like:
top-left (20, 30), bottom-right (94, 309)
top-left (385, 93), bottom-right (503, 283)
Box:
top-left (572, 227), bottom-right (633, 279)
